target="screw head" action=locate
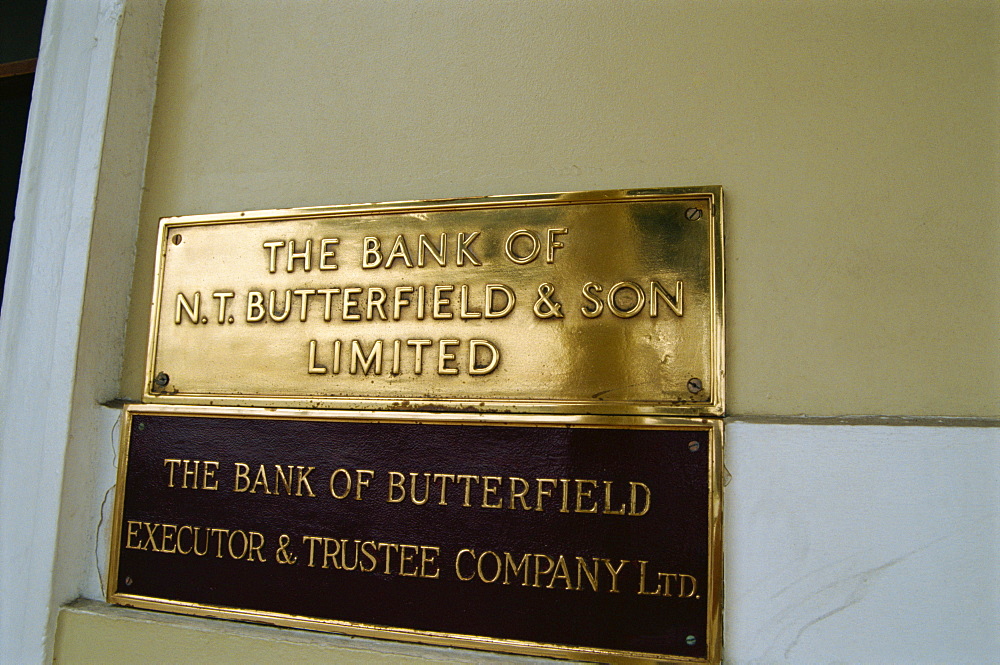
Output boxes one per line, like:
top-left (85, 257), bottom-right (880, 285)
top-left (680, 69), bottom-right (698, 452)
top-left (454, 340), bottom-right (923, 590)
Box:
top-left (154, 372), bottom-right (170, 387)
top-left (686, 635), bottom-right (697, 646)
top-left (137, 422), bottom-right (145, 431)
top-left (171, 234), bottom-right (182, 245)
top-left (688, 440), bottom-right (700, 452)
top-left (687, 377), bottom-right (703, 393)
top-left (685, 207), bottom-right (703, 221)
top-left (125, 576), bottom-right (133, 586)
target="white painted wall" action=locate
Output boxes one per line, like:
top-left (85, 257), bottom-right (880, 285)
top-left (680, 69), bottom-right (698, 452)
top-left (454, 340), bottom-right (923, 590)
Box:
top-left (724, 423), bottom-right (999, 663)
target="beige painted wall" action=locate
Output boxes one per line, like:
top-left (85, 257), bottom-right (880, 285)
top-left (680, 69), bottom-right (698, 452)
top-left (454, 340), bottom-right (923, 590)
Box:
top-left (122, 0), bottom-right (1000, 417)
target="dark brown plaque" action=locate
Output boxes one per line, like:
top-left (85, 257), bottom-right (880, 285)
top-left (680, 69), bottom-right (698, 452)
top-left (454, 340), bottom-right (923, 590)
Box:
top-left (109, 405), bottom-right (722, 663)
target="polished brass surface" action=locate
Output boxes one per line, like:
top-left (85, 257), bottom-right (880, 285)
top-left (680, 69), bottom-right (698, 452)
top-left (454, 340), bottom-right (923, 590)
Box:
top-left (144, 188), bottom-right (724, 415)
top-left (108, 404), bottom-right (724, 664)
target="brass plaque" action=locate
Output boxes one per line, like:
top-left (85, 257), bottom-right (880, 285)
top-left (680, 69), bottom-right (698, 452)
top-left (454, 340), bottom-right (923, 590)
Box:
top-left (145, 188), bottom-right (724, 415)
top-left (109, 405), bottom-right (723, 664)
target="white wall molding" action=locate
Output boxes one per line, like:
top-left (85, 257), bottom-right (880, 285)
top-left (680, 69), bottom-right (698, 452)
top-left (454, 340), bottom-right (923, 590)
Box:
top-left (0, 1), bottom-right (164, 661)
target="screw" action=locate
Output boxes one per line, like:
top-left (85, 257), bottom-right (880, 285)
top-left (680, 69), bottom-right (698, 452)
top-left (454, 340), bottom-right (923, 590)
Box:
top-left (688, 440), bottom-right (700, 452)
top-left (686, 635), bottom-right (697, 646)
top-left (154, 372), bottom-right (170, 387)
top-left (125, 577), bottom-right (133, 586)
top-left (685, 207), bottom-right (703, 221)
top-left (137, 422), bottom-right (145, 431)
top-left (687, 377), bottom-right (703, 393)
top-left (171, 234), bottom-right (182, 245)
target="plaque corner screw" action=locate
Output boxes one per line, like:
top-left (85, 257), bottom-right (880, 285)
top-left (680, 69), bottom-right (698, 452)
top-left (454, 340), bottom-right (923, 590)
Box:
top-left (688, 440), bottom-right (700, 452)
top-left (137, 422), bottom-right (145, 431)
top-left (687, 377), bottom-right (703, 394)
top-left (686, 635), bottom-right (697, 646)
top-left (685, 207), bottom-right (703, 221)
top-left (154, 372), bottom-right (170, 388)
top-left (125, 576), bottom-right (133, 586)
top-left (171, 234), bottom-right (182, 245)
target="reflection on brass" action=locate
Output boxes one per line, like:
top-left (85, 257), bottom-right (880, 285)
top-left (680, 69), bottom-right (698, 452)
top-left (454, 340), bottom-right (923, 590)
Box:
top-left (144, 188), bottom-right (724, 415)
top-left (108, 404), bottom-right (723, 664)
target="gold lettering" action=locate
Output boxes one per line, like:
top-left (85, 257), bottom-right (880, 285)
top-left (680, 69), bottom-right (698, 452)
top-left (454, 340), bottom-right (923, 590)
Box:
top-left (286, 239), bottom-right (311, 272)
top-left (296, 466), bottom-right (315, 497)
top-left (508, 477), bottom-right (530, 510)
top-left (126, 520), bottom-right (142, 549)
top-left (342, 287), bottom-right (362, 320)
top-left (477, 550), bottom-right (502, 583)
top-left (387, 471), bottom-right (406, 503)
top-left (548, 555), bottom-right (573, 590)
top-left (163, 459), bottom-right (181, 487)
top-left (581, 281), bottom-right (603, 318)
top-left (418, 233), bottom-right (446, 267)
top-left (399, 544), bottom-right (420, 576)
top-left (362, 237), bottom-right (381, 268)
top-left (319, 238), bottom-right (339, 270)
top-left (383, 235), bottom-right (413, 269)
top-left (603, 480), bottom-right (626, 515)
top-left (262, 240), bottom-right (284, 273)
top-left (212, 291), bottom-right (234, 323)
top-left (484, 284), bottom-right (515, 318)
top-left (576, 557), bottom-right (600, 591)
top-left (456, 474), bottom-right (479, 506)
top-left (434, 473), bottom-right (455, 505)
top-left (355, 469), bottom-right (374, 500)
top-left (350, 339), bottom-right (383, 375)
top-left (274, 465), bottom-right (293, 495)
top-left (409, 472), bottom-right (431, 505)
top-left (481, 476), bottom-right (502, 508)
top-left (456, 231), bottom-right (482, 266)
top-left (432, 285), bottom-right (454, 319)
top-left (602, 558), bottom-right (628, 593)
top-left (546, 228), bottom-right (568, 263)
top-left (532, 554), bottom-right (555, 588)
top-left (360, 540), bottom-right (378, 572)
top-left (233, 463), bottom-right (250, 492)
top-left (246, 291), bottom-right (265, 322)
top-left (504, 552), bottom-right (531, 586)
top-left (174, 291), bottom-right (201, 324)
top-left (469, 339), bottom-right (500, 375)
top-left (455, 549), bottom-right (476, 581)
top-left (250, 465), bottom-right (270, 494)
top-left (329, 468), bottom-right (352, 499)
top-left (248, 531), bottom-right (267, 562)
top-left (322, 537), bottom-right (341, 569)
top-left (366, 287), bottom-right (388, 321)
top-left (159, 523), bottom-right (177, 554)
top-left (302, 535), bottom-right (322, 567)
top-left (438, 339), bottom-right (459, 374)
top-left (679, 574), bottom-right (697, 598)
top-left (176, 525), bottom-right (193, 555)
top-left (267, 289), bottom-right (292, 322)
top-left (650, 279), bottom-right (683, 317)
top-left (202, 461), bottom-right (219, 490)
top-left (308, 340), bottom-right (327, 374)
top-left (535, 478), bottom-right (557, 511)
top-left (630, 481), bottom-right (651, 516)
top-left (420, 545), bottom-right (440, 578)
top-left (575, 479), bottom-right (599, 513)
top-left (407, 339), bottom-right (431, 374)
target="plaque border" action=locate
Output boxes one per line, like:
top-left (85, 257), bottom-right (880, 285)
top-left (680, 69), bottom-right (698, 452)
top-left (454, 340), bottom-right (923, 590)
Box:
top-left (107, 404), bottom-right (724, 664)
top-left (142, 187), bottom-right (725, 416)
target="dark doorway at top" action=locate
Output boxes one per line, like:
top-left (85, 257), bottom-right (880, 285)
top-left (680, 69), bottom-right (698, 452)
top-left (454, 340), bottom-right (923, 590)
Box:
top-left (1, 1), bottom-right (47, 313)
